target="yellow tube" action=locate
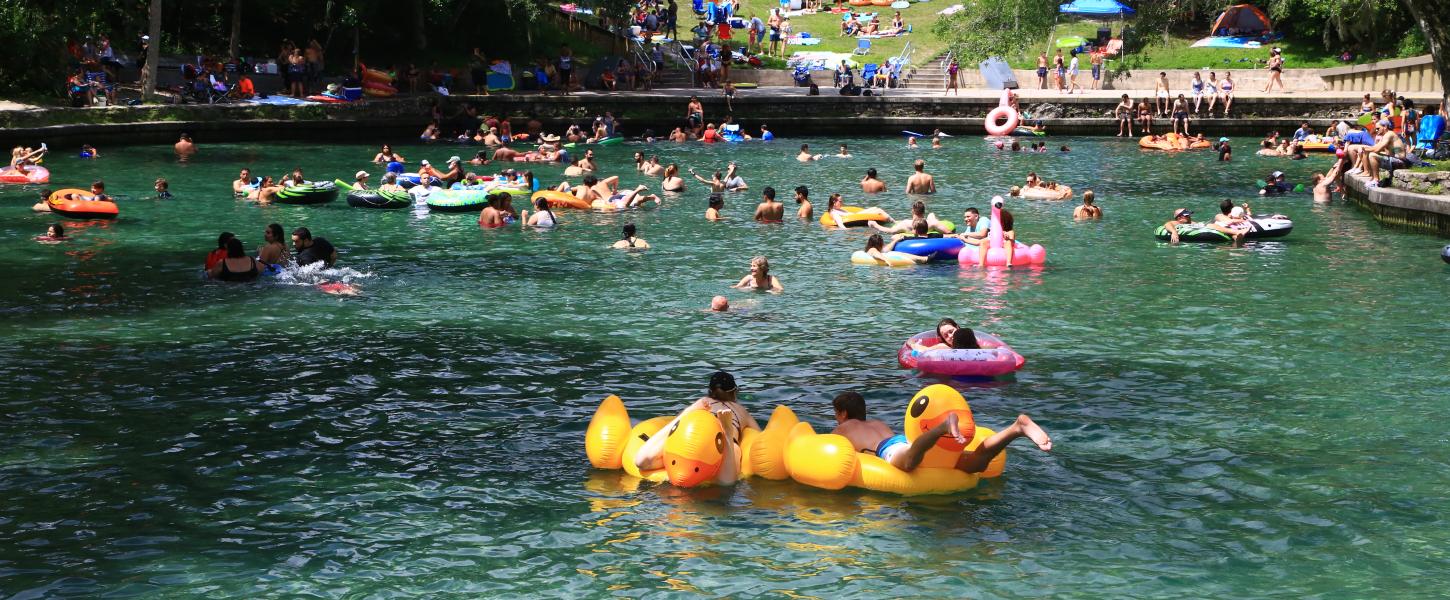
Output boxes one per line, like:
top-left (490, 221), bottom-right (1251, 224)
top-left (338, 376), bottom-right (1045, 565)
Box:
top-left (585, 395), bottom-right (632, 469)
top-left (663, 410), bottom-right (727, 488)
top-left (621, 416), bottom-right (671, 482)
top-left (747, 405), bottom-right (798, 480)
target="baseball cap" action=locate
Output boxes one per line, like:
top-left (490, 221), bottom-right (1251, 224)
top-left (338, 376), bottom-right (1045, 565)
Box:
top-left (420, 159), bottom-right (430, 166)
top-left (354, 170), bottom-right (369, 179)
top-left (1272, 171), bottom-right (1284, 178)
top-left (1174, 208), bottom-right (1192, 218)
top-left (709, 371), bottom-right (737, 393)
top-left (448, 155), bottom-right (461, 163)
top-left (1218, 137), bottom-right (1230, 143)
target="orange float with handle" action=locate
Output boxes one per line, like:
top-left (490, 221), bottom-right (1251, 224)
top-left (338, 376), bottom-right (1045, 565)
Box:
top-left (532, 189), bottom-right (589, 210)
top-left (48, 188), bottom-right (118, 219)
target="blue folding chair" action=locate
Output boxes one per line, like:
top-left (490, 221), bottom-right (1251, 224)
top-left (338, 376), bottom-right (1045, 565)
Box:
top-left (853, 39), bottom-right (871, 55)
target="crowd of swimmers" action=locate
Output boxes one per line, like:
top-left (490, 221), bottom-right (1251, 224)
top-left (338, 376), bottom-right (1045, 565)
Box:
top-left (202, 225), bottom-right (338, 283)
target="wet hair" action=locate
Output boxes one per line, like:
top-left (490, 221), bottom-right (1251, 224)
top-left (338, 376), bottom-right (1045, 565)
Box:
top-left (866, 168), bottom-right (877, 178)
top-left (708, 370), bottom-right (737, 398)
top-left (217, 231), bottom-right (236, 249)
top-left (795, 185), bottom-right (808, 199)
top-left (48, 223), bottom-right (64, 238)
top-left (866, 233), bottom-right (884, 251)
top-left (535, 197), bottom-right (549, 211)
top-left (951, 327), bottom-right (981, 350)
top-left (800, 144), bottom-right (809, 151)
top-left (828, 193), bottom-right (843, 208)
top-left (91, 180), bottom-right (105, 191)
top-left (383, 172), bottom-right (398, 184)
top-left (622, 222), bottom-right (637, 239)
top-left (912, 219), bottom-right (929, 236)
top-left (833, 391), bottom-right (867, 421)
top-left (266, 223), bottom-right (283, 243)
top-left (911, 201), bottom-right (926, 217)
top-left (291, 227), bottom-right (312, 241)
top-left (999, 209), bottom-right (1014, 232)
top-left (225, 236), bottom-right (246, 258)
top-left (751, 255), bottom-right (770, 275)
top-left (665, 164), bottom-right (678, 177)
top-left (708, 195), bottom-right (724, 209)
top-left (1220, 199), bottom-right (1234, 215)
top-left (936, 318), bottom-right (959, 341)
top-left (762, 186), bottom-right (776, 201)
top-left (582, 175), bottom-right (598, 186)
top-left (1010, 140), bottom-right (1021, 151)
top-left (1083, 190), bottom-right (1095, 204)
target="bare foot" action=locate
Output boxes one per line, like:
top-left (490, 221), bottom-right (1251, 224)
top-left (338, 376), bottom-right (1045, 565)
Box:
top-left (945, 412), bottom-right (967, 445)
top-left (1015, 414), bottom-right (1052, 451)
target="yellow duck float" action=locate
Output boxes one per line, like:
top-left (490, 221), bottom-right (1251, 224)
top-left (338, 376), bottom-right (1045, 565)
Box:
top-left (585, 384), bottom-right (1008, 496)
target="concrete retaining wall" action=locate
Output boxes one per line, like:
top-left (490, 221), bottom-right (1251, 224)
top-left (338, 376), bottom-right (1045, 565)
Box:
top-left (1342, 172), bottom-right (1450, 236)
top-left (1321, 55), bottom-right (1444, 95)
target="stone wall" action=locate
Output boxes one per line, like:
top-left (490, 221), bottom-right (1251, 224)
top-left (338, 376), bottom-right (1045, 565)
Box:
top-left (1343, 170), bottom-right (1450, 235)
top-left (1392, 170), bottom-right (1450, 196)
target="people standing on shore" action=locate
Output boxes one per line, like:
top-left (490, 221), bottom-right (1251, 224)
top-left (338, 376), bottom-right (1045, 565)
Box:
top-left (1036, 52), bottom-right (1048, 89)
top-left (1053, 49), bottom-right (1065, 92)
top-left (1066, 50), bottom-right (1081, 94)
top-left (1090, 50), bottom-right (1103, 90)
top-left (1154, 72), bottom-right (1170, 116)
top-left (946, 59), bottom-right (959, 95)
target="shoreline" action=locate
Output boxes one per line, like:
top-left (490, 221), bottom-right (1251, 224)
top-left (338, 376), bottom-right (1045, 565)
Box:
top-left (2, 88), bottom-right (1440, 147)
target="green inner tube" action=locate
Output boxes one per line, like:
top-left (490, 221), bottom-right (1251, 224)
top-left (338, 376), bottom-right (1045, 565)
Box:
top-left (273, 182), bottom-right (339, 204)
top-left (1155, 224), bottom-right (1231, 242)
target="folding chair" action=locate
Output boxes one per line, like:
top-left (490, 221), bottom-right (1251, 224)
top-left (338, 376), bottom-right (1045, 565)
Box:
top-left (853, 39), bottom-right (871, 55)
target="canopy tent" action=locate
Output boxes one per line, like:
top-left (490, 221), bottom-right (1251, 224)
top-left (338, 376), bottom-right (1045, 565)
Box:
top-left (1057, 0), bottom-right (1135, 17)
top-left (1210, 4), bottom-right (1273, 36)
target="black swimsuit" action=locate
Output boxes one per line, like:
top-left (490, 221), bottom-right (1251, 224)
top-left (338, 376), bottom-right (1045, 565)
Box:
top-left (217, 258), bottom-right (259, 282)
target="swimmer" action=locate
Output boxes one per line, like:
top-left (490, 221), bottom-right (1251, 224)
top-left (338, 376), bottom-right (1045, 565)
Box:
top-left (710, 295), bottom-right (730, 312)
top-left (233, 168), bottom-right (255, 195)
top-left (632, 371), bottom-right (761, 486)
top-left (257, 223), bottom-right (288, 265)
top-left (174, 133), bottom-right (196, 159)
top-left (955, 207), bottom-right (990, 246)
top-left (689, 168), bottom-right (727, 194)
top-left (797, 143), bottom-right (822, 162)
top-left (36, 223), bottom-right (65, 243)
top-left (829, 391), bottom-right (1051, 474)
top-left (905, 159), bottom-right (936, 194)
top-left (205, 232), bottom-right (235, 271)
top-left (724, 162), bottom-right (747, 191)
top-left (378, 173), bottom-right (405, 193)
top-left (353, 170), bottom-right (370, 190)
top-left (662, 164), bottom-right (686, 192)
top-left (10, 144), bottom-right (48, 172)
top-left (574, 174), bottom-right (620, 203)
top-left (642, 156), bottom-right (666, 178)
top-left (1312, 159), bottom-right (1345, 203)
top-left (250, 176), bottom-right (284, 203)
top-left (732, 256), bottom-right (783, 292)
top-left (611, 222), bottom-right (650, 249)
top-left (479, 193), bottom-right (508, 228)
top-left (594, 185), bottom-right (660, 211)
top-left (669, 127), bottom-right (689, 142)
top-left (208, 237), bottom-right (260, 282)
top-left (754, 187), bottom-right (784, 222)
top-left (907, 137), bottom-right (919, 149)
top-left (563, 158), bottom-right (587, 178)
top-left (795, 186), bottom-right (813, 220)
top-left (931, 137), bottom-right (943, 150)
top-left (521, 196), bottom-right (558, 228)
top-left (836, 144), bottom-right (852, 158)
top-left (577, 149), bottom-right (599, 172)
top-left (706, 194), bottom-right (725, 221)
top-left (30, 188), bottom-right (52, 213)
top-left (759, 124), bottom-right (775, 141)
top-left (1163, 208), bottom-right (1242, 244)
top-left (860, 168), bottom-right (887, 193)
top-left (154, 177), bottom-right (172, 199)
top-left (80, 144), bottom-right (99, 159)
top-left (1073, 190), bottom-right (1102, 220)
top-left (865, 233), bottom-right (928, 264)
top-left (909, 320), bottom-right (999, 351)
top-left (469, 150), bottom-right (491, 166)
top-left (372, 144), bottom-right (405, 164)
top-left (291, 226), bottom-right (338, 267)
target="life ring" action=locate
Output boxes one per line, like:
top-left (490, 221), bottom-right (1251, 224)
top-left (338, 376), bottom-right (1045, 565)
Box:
top-left (532, 189), bottom-right (589, 210)
top-left (984, 106), bottom-right (1019, 136)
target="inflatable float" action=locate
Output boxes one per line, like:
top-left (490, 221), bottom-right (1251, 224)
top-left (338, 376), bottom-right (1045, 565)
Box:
top-left (360, 66), bottom-right (397, 97)
top-left (1442, 244), bottom-right (1450, 264)
top-left (0, 165), bottom-right (49, 184)
top-left (532, 189), bottom-right (589, 210)
top-left (892, 236), bottom-right (964, 260)
top-left (960, 197), bottom-right (1046, 267)
top-left (583, 385), bottom-right (1008, 495)
top-left (336, 180), bottom-right (411, 209)
top-left (1155, 216), bottom-right (1294, 242)
top-left (852, 250), bottom-right (919, 267)
top-left (983, 89), bottom-right (1019, 136)
top-left (273, 182), bottom-right (339, 205)
top-left (47, 188), bottom-right (118, 219)
top-left (1299, 141), bottom-right (1337, 152)
top-left (821, 206), bottom-right (890, 228)
top-left (1016, 185), bottom-right (1073, 201)
top-left (1011, 126), bottom-right (1046, 137)
top-left (1138, 133), bottom-right (1212, 151)
top-left (426, 189), bottom-right (492, 212)
top-left (898, 331), bottom-right (1025, 377)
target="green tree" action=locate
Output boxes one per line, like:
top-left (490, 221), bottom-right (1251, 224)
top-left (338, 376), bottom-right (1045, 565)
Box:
top-left (931, 0), bottom-right (1058, 64)
top-left (1399, 0), bottom-right (1449, 109)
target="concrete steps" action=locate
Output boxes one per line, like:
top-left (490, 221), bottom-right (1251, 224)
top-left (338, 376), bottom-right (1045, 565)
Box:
top-left (899, 54), bottom-right (954, 90)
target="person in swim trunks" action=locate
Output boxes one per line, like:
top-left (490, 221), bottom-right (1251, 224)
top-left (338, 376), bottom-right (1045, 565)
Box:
top-left (634, 371), bottom-right (761, 486)
top-left (830, 391), bottom-right (1051, 473)
top-left (753, 186), bottom-right (784, 222)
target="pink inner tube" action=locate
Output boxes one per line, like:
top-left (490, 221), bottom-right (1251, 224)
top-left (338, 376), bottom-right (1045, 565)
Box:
top-left (0, 166), bottom-right (50, 184)
top-left (897, 331), bottom-right (1026, 377)
top-left (983, 107), bottom-right (1019, 136)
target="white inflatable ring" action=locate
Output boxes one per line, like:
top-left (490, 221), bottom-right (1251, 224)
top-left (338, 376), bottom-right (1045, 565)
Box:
top-left (984, 106), bottom-right (1019, 136)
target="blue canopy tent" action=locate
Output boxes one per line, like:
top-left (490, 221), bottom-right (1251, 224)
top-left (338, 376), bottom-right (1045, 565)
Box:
top-left (1058, 0), bottom-right (1134, 17)
top-left (1050, 0), bottom-right (1134, 78)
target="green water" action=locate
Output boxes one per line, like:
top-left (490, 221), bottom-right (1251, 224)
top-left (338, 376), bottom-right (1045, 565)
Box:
top-left (2, 137), bottom-right (1448, 598)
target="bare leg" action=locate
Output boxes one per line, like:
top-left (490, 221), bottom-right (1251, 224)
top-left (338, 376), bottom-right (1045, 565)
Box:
top-left (954, 414), bottom-right (1052, 473)
top-left (889, 413), bottom-right (966, 472)
top-left (716, 409), bottom-right (741, 484)
top-left (1003, 233), bottom-right (1015, 267)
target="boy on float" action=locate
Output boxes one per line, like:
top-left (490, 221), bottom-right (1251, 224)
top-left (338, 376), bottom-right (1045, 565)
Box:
top-left (634, 371), bottom-right (762, 486)
top-left (830, 391), bottom-right (1051, 473)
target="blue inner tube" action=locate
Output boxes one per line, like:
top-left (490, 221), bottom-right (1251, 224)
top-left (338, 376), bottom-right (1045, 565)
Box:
top-left (892, 236), bottom-right (964, 258)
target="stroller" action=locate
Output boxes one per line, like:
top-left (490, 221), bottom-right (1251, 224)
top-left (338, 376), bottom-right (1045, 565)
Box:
top-left (792, 65), bottom-right (812, 87)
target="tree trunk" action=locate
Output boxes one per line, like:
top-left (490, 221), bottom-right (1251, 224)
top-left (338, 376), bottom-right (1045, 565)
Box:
top-left (413, 0), bottom-right (428, 51)
top-left (142, 0), bottom-right (162, 102)
top-left (1399, 0), bottom-right (1450, 109)
top-left (229, 0), bottom-right (241, 59)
